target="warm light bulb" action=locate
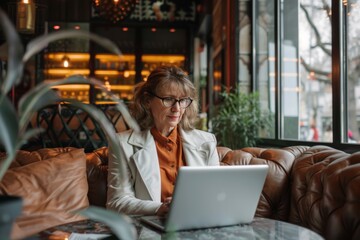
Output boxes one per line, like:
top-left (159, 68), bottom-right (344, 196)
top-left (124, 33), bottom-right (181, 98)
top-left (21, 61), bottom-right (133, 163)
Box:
top-left (62, 56), bottom-right (70, 68)
top-left (104, 77), bottom-right (111, 91)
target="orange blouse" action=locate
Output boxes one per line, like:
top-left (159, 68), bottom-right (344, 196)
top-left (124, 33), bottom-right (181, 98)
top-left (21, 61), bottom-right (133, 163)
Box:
top-left (151, 126), bottom-right (186, 202)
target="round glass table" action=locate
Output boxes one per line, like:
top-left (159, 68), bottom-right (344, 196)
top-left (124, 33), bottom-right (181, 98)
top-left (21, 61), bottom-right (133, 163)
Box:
top-left (35, 217), bottom-right (324, 240)
top-left (135, 217), bottom-right (324, 240)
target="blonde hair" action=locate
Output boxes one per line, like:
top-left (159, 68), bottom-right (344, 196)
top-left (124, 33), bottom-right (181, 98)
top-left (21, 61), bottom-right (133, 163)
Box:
top-left (131, 66), bottom-right (198, 130)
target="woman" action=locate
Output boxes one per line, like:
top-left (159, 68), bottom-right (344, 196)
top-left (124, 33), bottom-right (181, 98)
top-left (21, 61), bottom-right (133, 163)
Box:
top-left (106, 66), bottom-right (219, 216)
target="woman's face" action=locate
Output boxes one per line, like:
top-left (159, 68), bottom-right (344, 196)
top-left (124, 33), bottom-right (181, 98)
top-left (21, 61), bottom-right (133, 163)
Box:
top-left (148, 82), bottom-right (188, 136)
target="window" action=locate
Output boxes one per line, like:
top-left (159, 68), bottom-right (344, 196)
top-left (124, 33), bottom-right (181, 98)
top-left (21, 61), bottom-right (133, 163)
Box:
top-left (242, 0), bottom-right (360, 150)
top-left (255, 0), bottom-right (275, 138)
top-left (346, 1), bottom-right (360, 144)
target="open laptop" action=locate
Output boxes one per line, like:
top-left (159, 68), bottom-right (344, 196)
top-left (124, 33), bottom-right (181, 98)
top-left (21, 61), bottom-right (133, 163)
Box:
top-left (140, 164), bottom-right (269, 232)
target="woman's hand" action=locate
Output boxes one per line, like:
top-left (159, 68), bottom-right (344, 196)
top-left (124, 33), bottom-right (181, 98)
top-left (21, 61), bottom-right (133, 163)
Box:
top-left (156, 197), bottom-right (172, 216)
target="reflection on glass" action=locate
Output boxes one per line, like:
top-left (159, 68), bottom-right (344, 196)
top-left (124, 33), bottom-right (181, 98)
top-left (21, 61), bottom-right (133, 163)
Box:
top-left (255, 0), bottom-right (275, 138)
top-left (346, 1), bottom-right (360, 144)
top-left (238, 0), bottom-right (251, 92)
top-left (252, 0), bottom-right (334, 141)
top-left (283, 0), bottom-right (332, 141)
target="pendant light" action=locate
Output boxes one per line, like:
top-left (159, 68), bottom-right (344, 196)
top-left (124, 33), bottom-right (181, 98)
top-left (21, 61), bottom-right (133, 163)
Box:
top-left (62, 0), bottom-right (70, 68)
top-left (16, 0), bottom-right (36, 34)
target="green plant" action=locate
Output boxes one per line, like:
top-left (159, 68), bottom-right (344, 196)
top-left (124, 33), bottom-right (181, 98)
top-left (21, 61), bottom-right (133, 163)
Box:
top-left (0, 8), bottom-right (139, 239)
top-left (211, 87), bottom-right (270, 149)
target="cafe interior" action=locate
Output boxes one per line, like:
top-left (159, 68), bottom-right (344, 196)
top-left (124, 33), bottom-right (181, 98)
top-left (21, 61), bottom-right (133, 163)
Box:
top-left (0, 0), bottom-right (360, 240)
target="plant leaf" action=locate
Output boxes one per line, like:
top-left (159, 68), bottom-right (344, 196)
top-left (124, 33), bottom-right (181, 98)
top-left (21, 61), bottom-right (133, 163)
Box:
top-left (65, 99), bottom-right (127, 179)
top-left (23, 30), bottom-right (122, 62)
top-left (18, 75), bottom-right (140, 134)
top-left (211, 87), bottom-right (270, 149)
top-left (0, 153), bottom-right (16, 182)
top-left (88, 77), bottom-right (140, 132)
top-left (18, 75), bottom-right (95, 129)
top-left (18, 84), bottom-right (61, 131)
top-left (0, 96), bottom-right (19, 180)
top-left (113, 100), bottom-right (140, 132)
top-left (0, 8), bottom-right (24, 95)
top-left (76, 206), bottom-right (136, 240)
top-left (0, 96), bottom-right (19, 157)
top-left (17, 127), bottom-right (44, 149)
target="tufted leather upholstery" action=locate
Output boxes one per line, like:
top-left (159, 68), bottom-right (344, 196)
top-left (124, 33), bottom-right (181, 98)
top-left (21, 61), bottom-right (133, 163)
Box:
top-left (85, 146), bottom-right (303, 221)
top-left (4, 144), bottom-right (360, 239)
top-left (85, 147), bottom-right (109, 207)
top-left (84, 145), bottom-right (360, 239)
top-left (289, 145), bottom-right (360, 240)
top-left (218, 146), bottom-right (300, 220)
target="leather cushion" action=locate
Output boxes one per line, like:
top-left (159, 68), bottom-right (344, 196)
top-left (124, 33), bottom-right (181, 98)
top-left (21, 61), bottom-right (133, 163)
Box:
top-left (220, 147), bottom-right (298, 221)
top-left (289, 145), bottom-right (360, 240)
top-left (0, 148), bottom-right (89, 238)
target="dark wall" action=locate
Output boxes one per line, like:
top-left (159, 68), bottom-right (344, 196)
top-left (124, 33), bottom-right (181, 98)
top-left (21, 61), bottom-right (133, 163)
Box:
top-left (47, 0), bottom-right (91, 22)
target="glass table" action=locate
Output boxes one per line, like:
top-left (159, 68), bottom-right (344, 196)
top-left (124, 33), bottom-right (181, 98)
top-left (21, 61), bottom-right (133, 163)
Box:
top-left (135, 217), bottom-right (324, 240)
top-left (34, 217), bottom-right (324, 240)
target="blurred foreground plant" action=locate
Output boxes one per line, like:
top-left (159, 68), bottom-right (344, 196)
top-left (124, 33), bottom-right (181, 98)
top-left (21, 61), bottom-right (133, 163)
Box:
top-left (0, 7), bottom-right (139, 239)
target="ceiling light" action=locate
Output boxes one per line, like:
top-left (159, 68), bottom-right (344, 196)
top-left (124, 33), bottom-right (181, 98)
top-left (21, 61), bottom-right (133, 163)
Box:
top-left (92, 0), bottom-right (138, 23)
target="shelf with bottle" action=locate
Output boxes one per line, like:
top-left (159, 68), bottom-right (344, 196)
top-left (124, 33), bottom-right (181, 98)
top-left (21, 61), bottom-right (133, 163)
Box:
top-left (43, 52), bottom-right (136, 102)
top-left (95, 75), bottom-right (134, 102)
top-left (49, 84), bottom-right (90, 103)
top-left (141, 54), bottom-right (185, 80)
top-left (43, 53), bottom-right (186, 103)
top-left (44, 52), bottom-right (91, 102)
top-left (94, 54), bottom-right (135, 102)
top-left (94, 54), bottom-right (135, 83)
top-left (44, 52), bottom-right (90, 79)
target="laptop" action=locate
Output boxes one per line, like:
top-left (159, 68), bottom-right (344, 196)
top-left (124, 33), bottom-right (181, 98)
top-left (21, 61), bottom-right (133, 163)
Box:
top-left (140, 164), bottom-right (269, 232)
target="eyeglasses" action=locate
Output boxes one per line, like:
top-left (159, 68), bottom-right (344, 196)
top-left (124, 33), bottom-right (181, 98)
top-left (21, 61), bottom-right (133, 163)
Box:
top-left (148, 92), bottom-right (193, 109)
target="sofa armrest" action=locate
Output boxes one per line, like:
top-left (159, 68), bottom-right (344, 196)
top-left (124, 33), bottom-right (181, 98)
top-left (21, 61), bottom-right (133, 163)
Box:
top-left (289, 145), bottom-right (360, 240)
top-left (218, 146), bottom-right (299, 221)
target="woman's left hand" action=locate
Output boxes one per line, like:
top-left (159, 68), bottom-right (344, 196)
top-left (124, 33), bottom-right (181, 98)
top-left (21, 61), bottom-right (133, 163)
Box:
top-left (156, 197), bottom-right (172, 216)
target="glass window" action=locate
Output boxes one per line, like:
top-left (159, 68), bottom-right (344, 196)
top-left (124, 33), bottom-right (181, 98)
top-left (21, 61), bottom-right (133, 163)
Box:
top-left (238, 0), bottom-right (252, 92)
top-left (241, 0), bottom-right (360, 148)
top-left (346, 0), bottom-right (360, 144)
top-left (273, 0), bottom-right (333, 142)
top-left (255, 0), bottom-right (333, 142)
top-left (293, 0), bottom-right (332, 142)
top-left (255, 0), bottom-right (275, 138)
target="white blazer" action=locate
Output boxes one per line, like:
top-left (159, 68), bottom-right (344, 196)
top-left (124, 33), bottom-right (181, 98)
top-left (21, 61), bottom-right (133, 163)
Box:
top-left (106, 128), bottom-right (220, 215)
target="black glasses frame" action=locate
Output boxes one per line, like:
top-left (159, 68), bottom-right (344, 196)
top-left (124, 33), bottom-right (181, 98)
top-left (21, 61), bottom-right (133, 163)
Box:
top-left (148, 92), bottom-right (193, 109)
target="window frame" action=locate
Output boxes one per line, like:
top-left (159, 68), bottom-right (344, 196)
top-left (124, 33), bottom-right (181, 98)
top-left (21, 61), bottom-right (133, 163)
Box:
top-left (242, 0), bottom-right (360, 153)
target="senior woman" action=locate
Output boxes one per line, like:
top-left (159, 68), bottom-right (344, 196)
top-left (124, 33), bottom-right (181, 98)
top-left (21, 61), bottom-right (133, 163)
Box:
top-left (106, 66), bottom-right (219, 216)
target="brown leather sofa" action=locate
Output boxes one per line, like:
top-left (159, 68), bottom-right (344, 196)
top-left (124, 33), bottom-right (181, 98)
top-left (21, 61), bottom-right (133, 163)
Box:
top-left (1, 145), bottom-right (360, 240)
top-left (78, 145), bottom-right (360, 240)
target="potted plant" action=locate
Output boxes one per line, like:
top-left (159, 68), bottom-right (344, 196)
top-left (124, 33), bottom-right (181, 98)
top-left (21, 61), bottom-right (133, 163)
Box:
top-left (210, 86), bottom-right (270, 149)
top-left (0, 8), bottom-right (138, 239)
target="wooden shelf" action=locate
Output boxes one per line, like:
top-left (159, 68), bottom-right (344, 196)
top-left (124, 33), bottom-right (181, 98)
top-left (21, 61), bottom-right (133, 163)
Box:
top-left (44, 53), bottom-right (185, 102)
